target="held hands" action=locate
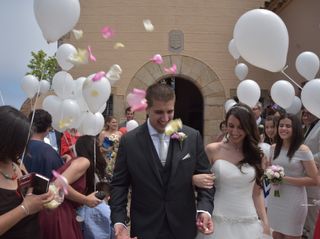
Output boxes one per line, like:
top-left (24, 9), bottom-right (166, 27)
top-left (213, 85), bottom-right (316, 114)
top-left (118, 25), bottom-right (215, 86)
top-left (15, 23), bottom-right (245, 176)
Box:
top-left (192, 173), bottom-right (215, 189)
top-left (84, 191), bottom-right (102, 208)
top-left (114, 224), bottom-right (137, 239)
top-left (196, 212), bottom-right (214, 235)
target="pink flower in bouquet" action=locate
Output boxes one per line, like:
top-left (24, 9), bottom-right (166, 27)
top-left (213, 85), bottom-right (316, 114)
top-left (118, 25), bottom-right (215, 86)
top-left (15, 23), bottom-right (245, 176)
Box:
top-left (264, 165), bottom-right (285, 197)
top-left (165, 119), bottom-right (187, 149)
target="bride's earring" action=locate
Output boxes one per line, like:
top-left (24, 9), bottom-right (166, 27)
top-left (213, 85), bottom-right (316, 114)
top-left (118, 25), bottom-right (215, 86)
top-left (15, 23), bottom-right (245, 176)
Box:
top-left (223, 133), bottom-right (229, 143)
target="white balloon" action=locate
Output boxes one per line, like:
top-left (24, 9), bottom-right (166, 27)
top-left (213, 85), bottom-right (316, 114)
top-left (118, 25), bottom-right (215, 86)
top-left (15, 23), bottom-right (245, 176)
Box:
top-left (72, 113), bottom-right (85, 130)
top-left (284, 96), bottom-right (302, 115)
top-left (126, 120), bottom-right (139, 132)
top-left (52, 99), bottom-right (81, 131)
top-left (224, 99), bottom-right (237, 112)
top-left (56, 44), bottom-right (77, 71)
top-left (235, 63), bottom-right (248, 81)
top-left (52, 119), bottom-right (64, 133)
top-left (80, 112), bottom-right (105, 136)
top-left (295, 51), bottom-right (320, 81)
top-left (74, 76), bottom-right (89, 111)
top-left (228, 39), bottom-right (240, 60)
top-left (106, 72), bottom-right (120, 86)
top-left (270, 80), bottom-right (295, 108)
top-left (98, 103), bottom-right (107, 113)
top-left (52, 71), bottom-right (75, 99)
top-left (42, 95), bottom-right (62, 117)
top-left (21, 75), bottom-right (39, 99)
top-left (82, 74), bottom-right (111, 113)
top-left (236, 79), bottom-right (261, 107)
top-left (34, 0), bottom-right (80, 43)
top-left (74, 77), bottom-right (86, 98)
top-left (301, 79), bottom-right (320, 118)
top-left (233, 9), bottom-right (289, 72)
top-left (39, 80), bottom-right (50, 94)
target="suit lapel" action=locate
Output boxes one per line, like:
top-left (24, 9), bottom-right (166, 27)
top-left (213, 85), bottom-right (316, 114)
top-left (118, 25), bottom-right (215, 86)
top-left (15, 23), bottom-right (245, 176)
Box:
top-left (137, 123), bottom-right (163, 186)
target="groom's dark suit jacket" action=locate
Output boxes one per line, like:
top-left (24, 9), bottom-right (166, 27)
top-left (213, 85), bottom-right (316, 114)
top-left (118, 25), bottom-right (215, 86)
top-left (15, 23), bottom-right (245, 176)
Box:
top-left (110, 122), bottom-right (215, 239)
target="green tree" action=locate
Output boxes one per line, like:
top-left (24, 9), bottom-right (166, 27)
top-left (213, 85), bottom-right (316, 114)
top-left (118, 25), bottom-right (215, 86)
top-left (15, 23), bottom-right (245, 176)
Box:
top-left (26, 50), bottom-right (58, 84)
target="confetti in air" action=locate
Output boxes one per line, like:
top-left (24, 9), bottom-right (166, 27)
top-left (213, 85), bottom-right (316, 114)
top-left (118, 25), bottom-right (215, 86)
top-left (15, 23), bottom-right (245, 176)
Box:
top-left (164, 64), bottom-right (177, 74)
top-left (150, 54), bottom-right (163, 64)
top-left (114, 42), bottom-right (125, 49)
top-left (87, 46), bottom-right (96, 62)
top-left (101, 26), bottom-right (115, 39)
top-left (143, 19), bottom-right (154, 32)
top-left (72, 29), bottom-right (83, 40)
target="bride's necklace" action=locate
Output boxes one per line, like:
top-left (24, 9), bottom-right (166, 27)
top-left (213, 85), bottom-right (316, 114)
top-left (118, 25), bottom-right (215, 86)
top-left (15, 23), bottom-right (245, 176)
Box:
top-left (228, 141), bottom-right (242, 151)
top-left (0, 163), bottom-right (18, 180)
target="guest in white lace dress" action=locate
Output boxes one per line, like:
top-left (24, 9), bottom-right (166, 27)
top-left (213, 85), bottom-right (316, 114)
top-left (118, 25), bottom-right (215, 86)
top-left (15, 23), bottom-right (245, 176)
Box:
top-left (193, 103), bottom-right (271, 239)
top-left (267, 113), bottom-right (319, 239)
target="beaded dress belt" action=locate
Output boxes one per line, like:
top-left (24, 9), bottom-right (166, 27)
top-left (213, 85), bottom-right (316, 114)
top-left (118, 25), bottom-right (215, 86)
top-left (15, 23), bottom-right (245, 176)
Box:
top-left (213, 214), bottom-right (259, 224)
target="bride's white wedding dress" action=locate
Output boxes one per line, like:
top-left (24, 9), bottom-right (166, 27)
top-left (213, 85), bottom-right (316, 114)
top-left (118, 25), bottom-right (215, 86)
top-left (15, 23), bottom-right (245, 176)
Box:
top-left (196, 159), bottom-right (264, 239)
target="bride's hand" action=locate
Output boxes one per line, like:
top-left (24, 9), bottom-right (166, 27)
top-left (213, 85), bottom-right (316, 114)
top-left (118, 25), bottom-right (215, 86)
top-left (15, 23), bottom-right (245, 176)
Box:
top-left (192, 174), bottom-right (215, 189)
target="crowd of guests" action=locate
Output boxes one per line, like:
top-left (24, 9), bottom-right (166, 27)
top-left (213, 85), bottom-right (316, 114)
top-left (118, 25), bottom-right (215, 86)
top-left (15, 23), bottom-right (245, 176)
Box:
top-left (0, 86), bottom-right (320, 239)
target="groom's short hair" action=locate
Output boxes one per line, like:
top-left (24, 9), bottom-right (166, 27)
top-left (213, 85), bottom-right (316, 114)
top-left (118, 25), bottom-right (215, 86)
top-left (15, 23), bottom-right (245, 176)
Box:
top-left (146, 83), bottom-right (175, 108)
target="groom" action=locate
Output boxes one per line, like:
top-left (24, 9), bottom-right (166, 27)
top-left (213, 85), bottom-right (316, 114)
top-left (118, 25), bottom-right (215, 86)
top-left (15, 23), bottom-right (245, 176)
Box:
top-left (110, 83), bottom-right (215, 239)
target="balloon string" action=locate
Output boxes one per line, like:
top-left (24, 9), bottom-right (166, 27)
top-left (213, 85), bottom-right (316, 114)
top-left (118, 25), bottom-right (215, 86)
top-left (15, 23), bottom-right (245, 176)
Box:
top-left (20, 69), bottom-right (45, 167)
top-left (0, 89), bottom-right (5, 105)
top-left (281, 69), bottom-right (302, 90)
top-left (93, 136), bottom-right (97, 192)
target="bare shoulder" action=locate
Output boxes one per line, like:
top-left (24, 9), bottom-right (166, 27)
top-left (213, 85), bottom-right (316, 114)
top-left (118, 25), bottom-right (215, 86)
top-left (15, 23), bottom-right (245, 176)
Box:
top-left (205, 142), bottom-right (224, 160)
top-left (298, 144), bottom-right (311, 152)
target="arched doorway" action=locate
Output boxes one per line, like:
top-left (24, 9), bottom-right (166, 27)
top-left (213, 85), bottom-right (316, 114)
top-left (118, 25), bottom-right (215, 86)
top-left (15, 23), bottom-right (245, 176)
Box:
top-left (161, 76), bottom-right (204, 136)
top-left (126, 55), bottom-right (225, 145)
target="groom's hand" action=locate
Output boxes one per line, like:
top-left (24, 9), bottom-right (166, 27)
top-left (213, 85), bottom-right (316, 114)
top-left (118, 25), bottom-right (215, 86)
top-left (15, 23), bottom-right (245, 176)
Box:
top-left (196, 212), bottom-right (214, 235)
top-left (114, 224), bottom-right (137, 239)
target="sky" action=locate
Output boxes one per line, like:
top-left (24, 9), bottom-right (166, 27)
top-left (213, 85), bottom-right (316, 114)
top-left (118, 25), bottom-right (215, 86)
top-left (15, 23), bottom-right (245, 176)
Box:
top-left (0, 1), bottom-right (57, 108)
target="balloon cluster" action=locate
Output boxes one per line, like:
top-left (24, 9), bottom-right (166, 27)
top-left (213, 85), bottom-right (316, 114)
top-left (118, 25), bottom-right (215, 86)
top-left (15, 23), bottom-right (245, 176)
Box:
top-left (20, 0), bottom-right (124, 136)
top-left (228, 9), bottom-right (320, 117)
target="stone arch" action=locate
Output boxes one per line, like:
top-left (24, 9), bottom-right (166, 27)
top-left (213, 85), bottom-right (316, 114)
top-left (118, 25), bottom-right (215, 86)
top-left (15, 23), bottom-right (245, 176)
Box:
top-left (127, 55), bottom-right (226, 145)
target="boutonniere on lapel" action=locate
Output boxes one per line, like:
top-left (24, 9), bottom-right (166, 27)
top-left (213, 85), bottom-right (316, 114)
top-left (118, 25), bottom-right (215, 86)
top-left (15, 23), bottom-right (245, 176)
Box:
top-left (165, 118), bottom-right (187, 150)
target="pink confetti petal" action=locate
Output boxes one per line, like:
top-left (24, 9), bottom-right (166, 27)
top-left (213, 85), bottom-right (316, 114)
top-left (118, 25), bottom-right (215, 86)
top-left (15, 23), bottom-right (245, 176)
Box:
top-left (150, 54), bottom-right (163, 64)
top-left (52, 170), bottom-right (69, 195)
top-left (92, 71), bottom-right (106, 81)
top-left (87, 46), bottom-right (96, 62)
top-left (164, 64), bottom-right (177, 74)
top-left (132, 88), bottom-right (146, 97)
top-left (126, 89), bottom-right (148, 112)
top-left (101, 26), bottom-right (114, 39)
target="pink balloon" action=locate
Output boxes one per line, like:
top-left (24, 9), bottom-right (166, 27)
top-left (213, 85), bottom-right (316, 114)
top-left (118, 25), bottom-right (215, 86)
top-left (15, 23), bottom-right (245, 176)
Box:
top-left (126, 89), bottom-right (148, 112)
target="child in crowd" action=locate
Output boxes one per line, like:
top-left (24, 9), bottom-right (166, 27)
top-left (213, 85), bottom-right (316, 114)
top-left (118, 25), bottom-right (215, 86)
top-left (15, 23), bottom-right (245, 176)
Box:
top-left (78, 181), bottom-right (114, 239)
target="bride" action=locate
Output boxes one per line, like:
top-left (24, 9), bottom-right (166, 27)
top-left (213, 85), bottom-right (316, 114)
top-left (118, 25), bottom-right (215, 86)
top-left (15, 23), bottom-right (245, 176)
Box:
top-left (193, 103), bottom-right (271, 239)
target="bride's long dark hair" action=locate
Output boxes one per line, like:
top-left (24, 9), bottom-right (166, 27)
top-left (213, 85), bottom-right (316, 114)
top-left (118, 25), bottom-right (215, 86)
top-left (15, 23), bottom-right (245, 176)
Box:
top-left (225, 103), bottom-right (264, 187)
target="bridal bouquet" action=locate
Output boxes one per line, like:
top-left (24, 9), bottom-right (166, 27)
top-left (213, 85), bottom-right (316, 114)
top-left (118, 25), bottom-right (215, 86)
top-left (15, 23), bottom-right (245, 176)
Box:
top-left (264, 165), bottom-right (285, 197)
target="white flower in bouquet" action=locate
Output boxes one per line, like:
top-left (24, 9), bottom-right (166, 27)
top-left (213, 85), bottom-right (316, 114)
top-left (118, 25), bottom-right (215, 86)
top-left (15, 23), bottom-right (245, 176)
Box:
top-left (264, 165), bottom-right (285, 197)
